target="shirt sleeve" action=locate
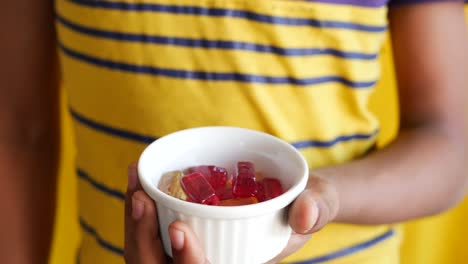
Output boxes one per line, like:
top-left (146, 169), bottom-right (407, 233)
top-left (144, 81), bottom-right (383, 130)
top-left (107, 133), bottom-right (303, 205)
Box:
top-left (389, 0), bottom-right (466, 6)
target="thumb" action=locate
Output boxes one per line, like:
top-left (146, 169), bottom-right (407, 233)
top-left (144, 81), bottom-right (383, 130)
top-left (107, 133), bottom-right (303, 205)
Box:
top-left (169, 221), bottom-right (209, 264)
top-left (288, 189), bottom-right (321, 234)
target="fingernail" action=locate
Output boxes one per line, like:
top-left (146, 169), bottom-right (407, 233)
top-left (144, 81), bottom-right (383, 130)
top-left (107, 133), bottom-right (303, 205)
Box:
top-left (128, 164), bottom-right (138, 191)
top-left (169, 228), bottom-right (185, 251)
top-left (132, 197), bottom-right (144, 220)
top-left (305, 200), bottom-right (319, 233)
top-left (298, 191), bottom-right (318, 233)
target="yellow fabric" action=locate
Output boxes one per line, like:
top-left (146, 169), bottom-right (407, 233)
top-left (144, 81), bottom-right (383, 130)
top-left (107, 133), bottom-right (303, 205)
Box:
top-left (49, 88), bottom-right (80, 264)
top-left (48, 2), bottom-right (467, 264)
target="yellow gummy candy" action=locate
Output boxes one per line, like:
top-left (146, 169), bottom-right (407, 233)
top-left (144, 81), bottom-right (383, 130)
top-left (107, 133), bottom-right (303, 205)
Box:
top-left (158, 172), bottom-right (173, 193)
top-left (167, 171), bottom-right (187, 201)
top-left (159, 171), bottom-right (187, 201)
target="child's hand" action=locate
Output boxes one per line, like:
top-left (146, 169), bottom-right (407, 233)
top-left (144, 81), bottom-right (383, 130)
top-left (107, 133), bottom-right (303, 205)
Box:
top-left (124, 163), bottom-right (209, 264)
top-left (267, 175), bottom-right (340, 263)
top-left (289, 175), bottom-right (339, 234)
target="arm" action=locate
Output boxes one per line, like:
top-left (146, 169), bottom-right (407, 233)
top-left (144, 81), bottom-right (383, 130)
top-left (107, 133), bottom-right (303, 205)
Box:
top-left (0, 1), bottom-right (59, 263)
top-left (312, 2), bottom-right (468, 225)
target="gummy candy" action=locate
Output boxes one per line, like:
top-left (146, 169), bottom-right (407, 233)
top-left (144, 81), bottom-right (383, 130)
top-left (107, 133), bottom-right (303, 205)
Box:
top-left (262, 178), bottom-right (283, 201)
top-left (167, 171), bottom-right (187, 200)
top-left (180, 172), bottom-right (220, 205)
top-left (187, 165), bottom-right (228, 190)
top-left (233, 162), bottom-right (258, 198)
top-left (186, 165), bottom-right (211, 178)
top-left (218, 197), bottom-right (258, 206)
top-left (160, 162), bottom-right (284, 206)
top-left (207, 166), bottom-right (228, 189)
top-left (255, 182), bottom-right (266, 202)
top-left (215, 186), bottom-right (234, 200)
top-left (158, 171), bottom-right (174, 194)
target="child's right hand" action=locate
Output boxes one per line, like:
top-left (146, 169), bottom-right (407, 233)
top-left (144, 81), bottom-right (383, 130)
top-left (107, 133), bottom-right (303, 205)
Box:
top-left (125, 163), bottom-right (209, 264)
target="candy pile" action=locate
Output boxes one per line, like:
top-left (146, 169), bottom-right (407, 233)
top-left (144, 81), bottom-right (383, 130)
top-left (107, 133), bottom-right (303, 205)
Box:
top-left (159, 162), bottom-right (284, 206)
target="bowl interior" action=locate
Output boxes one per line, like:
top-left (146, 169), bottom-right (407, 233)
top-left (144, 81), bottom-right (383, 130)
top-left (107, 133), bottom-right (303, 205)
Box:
top-left (138, 127), bottom-right (308, 217)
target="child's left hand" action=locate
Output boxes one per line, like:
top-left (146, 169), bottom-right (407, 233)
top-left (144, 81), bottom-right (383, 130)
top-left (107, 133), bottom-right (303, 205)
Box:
top-left (266, 174), bottom-right (340, 263)
top-left (124, 163), bottom-right (339, 263)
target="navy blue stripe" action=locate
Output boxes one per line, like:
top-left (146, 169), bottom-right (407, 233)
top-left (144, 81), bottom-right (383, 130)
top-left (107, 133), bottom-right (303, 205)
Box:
top-left (59, 43), bottom-right (376, 88)
top-left (56, 14), bottom-right (378, 60)
top-left (289, 229), bottom-right (395, 264)
top-left (311, 0), bottom-right (388, 7)
top-left (70, 107), bottom-right (377, 150)
top-left (77, 168), bottom-right (126, 200)
top-left (79, 217), bottom-right (124, 256)
top-left (291, 130), bottom-right (378, 148)
top-left (69, 0), bottom-right (387, 33)
top-left (70, 108), bottom-right (157, 144)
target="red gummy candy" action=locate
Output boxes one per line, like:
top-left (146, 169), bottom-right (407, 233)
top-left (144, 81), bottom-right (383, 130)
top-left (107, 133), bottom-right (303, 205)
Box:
top-left (180, 172), bottom-right (220, 205)
top-left (238, 161), bottom-right (254, 174)
top-left (207, 166), bottom-right (228, 189)
top-left (262, 178), bottom-right (283, 201)
top-left (215, 186), bottom-right (234, 200)
top-left (187, 165), bottom-right (228, 190)
top-left (233, 161), bottom-right (258, 198)
top-left (187, 166), bottom-right (210, 178)
top-left (255, 182), bottom-right (266, 202)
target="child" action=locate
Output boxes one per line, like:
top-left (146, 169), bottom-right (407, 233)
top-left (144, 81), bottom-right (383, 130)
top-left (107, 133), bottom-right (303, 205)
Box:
top-left (1, 0), bottom-right (467, 263)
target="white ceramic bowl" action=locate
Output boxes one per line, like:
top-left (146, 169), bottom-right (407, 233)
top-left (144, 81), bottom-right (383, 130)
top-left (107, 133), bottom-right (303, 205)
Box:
top-left (138, 127), bottom-right (308, 264)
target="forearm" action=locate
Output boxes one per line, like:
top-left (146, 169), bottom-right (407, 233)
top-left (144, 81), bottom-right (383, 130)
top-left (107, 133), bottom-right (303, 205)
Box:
top-left (0, 128), bottom-right (60, 263)
top-left (0, 0), bottom-right (59, 262)
top-left (319, 2), bottom-right (468, 225)
top-left (315, 125), bottom-right (467, 225)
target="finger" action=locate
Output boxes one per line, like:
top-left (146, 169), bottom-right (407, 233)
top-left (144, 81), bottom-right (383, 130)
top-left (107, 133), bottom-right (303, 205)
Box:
top-left (127, 163), bottom-right (141, 194)
top-left (125, 163), bottom-right (140, 238)
top-left (170, 221), bottom-right (209, 264)
top-left (288, 189), bottom-right (320, 234)
top-left (125, 191), bottom-right (166, 264)
top-left (135, 191), bottom-right (166, 264)
top-left (125, 163), bottom-right (143, 263)
top-left (125, 164), bottom-right (137, 263)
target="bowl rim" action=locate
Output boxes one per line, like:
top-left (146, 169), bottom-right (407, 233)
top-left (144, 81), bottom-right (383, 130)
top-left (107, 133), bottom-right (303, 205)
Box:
top-left (138, 126), bottom-right (309, 219)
